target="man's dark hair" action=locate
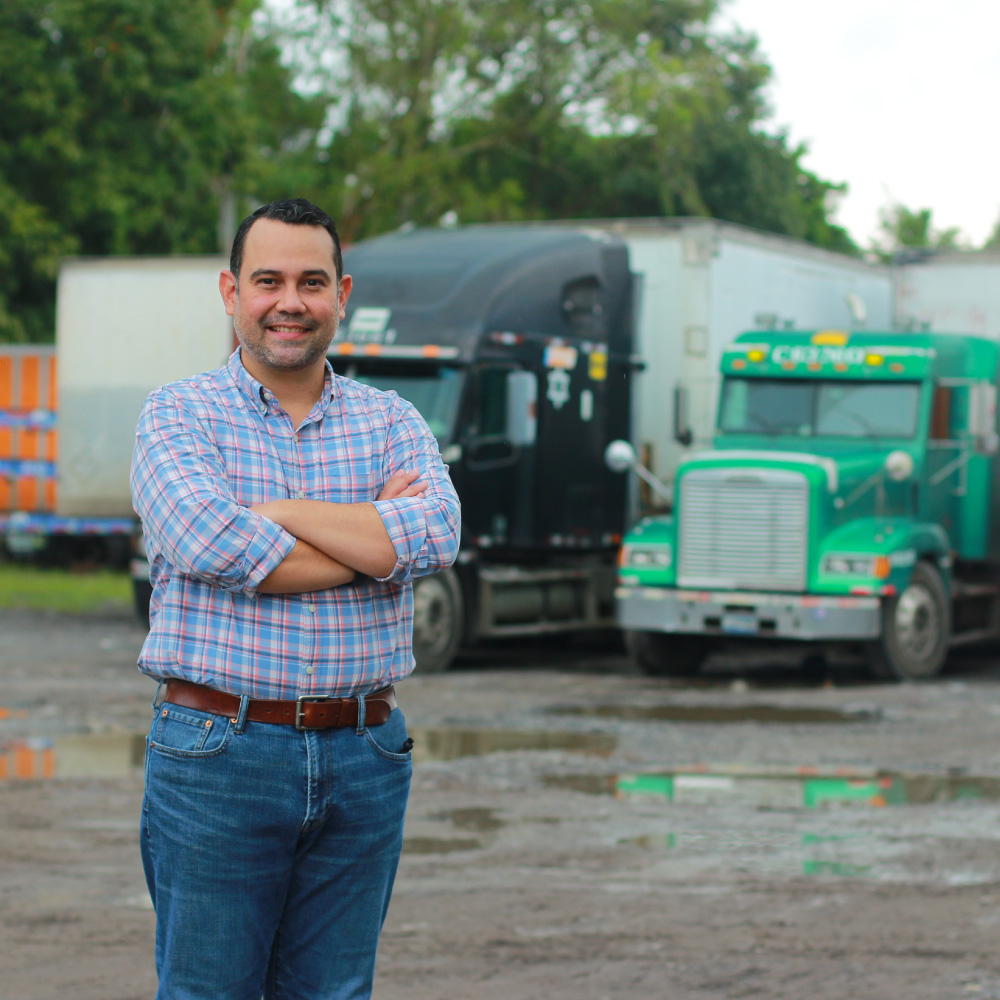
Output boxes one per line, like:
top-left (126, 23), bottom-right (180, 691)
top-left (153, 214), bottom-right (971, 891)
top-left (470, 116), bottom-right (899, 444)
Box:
top-left (229, 198), bottom-right (343, 284)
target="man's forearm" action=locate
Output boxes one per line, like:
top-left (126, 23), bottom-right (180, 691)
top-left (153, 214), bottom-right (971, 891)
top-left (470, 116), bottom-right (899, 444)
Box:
top-left (258, 538), bottom-right (356, 593)
top-left (253, 499), bottom-right (398, 578)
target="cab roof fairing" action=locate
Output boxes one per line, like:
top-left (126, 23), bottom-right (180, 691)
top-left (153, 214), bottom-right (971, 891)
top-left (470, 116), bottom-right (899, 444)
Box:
top-left (339, 225), bottom-right (634, 363)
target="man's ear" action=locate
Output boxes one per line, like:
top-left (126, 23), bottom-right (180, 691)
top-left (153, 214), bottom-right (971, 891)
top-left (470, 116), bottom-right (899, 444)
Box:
top-left (219, 270), bottom-right (238, 317)
top-left (338, 274), bottom-right (353, 319)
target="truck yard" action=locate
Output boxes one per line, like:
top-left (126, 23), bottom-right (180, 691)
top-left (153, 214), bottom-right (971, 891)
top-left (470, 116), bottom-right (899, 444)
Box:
top-left (5, 605), bottom-right (1000, 1000)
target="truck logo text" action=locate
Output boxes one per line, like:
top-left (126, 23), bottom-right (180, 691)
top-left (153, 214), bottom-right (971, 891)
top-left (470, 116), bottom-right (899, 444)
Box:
top-left (770, 345), bottom-right (866, 366)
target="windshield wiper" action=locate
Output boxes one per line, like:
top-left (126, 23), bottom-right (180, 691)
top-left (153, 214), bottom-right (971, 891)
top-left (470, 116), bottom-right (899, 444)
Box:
top-left (831, 408), bottom-right (882, 438)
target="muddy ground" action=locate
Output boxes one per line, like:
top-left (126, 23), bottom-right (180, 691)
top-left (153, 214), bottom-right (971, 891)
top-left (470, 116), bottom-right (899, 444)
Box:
top-left (4, 608), bottom-right (1000, 999)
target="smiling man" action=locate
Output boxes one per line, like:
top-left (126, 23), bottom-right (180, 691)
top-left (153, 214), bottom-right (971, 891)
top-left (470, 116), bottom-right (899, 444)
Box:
top-left (130, 199), bottom-right (461, 1000)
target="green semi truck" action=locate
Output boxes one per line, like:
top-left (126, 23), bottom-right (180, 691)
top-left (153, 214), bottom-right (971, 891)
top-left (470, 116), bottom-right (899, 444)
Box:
top-left (614, 328), bottom-right (1000, 682)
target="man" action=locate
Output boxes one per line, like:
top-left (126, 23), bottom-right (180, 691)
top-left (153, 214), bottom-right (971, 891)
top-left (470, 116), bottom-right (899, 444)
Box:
top-left (130, 198), bottom-right (461, 1000)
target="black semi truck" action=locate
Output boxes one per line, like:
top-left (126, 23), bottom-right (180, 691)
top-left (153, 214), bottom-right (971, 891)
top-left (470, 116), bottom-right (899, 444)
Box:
top-left (335, 224), bottom-right (636, 670)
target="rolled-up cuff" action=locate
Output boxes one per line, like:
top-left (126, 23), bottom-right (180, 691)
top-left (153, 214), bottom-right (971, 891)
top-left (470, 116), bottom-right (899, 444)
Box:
top-left (371, 498), bottom-right (426, 582)
top-left (239, 514), bottom-right (298, 596)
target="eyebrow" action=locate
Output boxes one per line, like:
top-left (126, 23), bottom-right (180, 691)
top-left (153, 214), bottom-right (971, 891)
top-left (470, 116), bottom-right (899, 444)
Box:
top-left (248, 267), bottom-right (334, 281)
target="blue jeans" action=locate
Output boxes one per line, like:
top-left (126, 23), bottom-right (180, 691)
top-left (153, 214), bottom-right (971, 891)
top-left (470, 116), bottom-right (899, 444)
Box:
top-left (141, 691), bottom-right (412, 1000)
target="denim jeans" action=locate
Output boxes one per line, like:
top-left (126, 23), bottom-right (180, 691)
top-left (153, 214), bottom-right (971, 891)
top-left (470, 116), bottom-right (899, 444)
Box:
top-left (141, 690), bottom-right (412, 1000)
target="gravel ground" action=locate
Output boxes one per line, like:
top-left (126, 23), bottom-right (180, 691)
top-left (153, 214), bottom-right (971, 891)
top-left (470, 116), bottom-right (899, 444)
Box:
top-left (3, 608), bottom-right (1000, 999)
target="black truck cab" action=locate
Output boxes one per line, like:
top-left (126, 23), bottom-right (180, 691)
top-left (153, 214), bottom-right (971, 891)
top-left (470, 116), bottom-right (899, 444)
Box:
top-left (335, 224), bottom-right (636, 670)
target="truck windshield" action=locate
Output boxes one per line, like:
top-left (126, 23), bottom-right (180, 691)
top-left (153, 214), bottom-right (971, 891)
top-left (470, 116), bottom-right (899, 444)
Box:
top-left (331, 360), bottom-right (464, 444)
top-left (720, 378), bottom-right (921, 439)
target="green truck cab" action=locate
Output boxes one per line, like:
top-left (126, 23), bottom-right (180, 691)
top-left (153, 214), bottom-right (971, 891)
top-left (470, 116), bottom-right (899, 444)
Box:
top-left (616, 329), bottom-right (1000, 681)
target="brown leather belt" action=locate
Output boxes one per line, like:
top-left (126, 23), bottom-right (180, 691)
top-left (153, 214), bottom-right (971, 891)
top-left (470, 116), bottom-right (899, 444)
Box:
top-left (163, 679), bottom-right (397, 730)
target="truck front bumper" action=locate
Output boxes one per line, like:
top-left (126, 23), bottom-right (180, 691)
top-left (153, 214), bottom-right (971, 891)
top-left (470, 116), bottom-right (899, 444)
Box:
top-left (616, 586), bottom-right (881, 641)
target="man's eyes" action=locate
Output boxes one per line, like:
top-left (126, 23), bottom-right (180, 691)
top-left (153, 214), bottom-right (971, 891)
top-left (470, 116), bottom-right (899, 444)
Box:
top-left (254, 278), bottom-right (326, 288)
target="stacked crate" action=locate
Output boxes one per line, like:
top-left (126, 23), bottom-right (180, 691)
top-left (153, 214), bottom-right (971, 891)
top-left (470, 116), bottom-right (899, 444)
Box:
top-left (0, 346), bottom-right (58, 514)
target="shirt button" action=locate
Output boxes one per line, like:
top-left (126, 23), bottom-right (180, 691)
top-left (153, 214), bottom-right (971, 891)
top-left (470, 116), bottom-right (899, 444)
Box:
top-left (297, 490), bottom-right (306, 499)
top-left (306, 666), bottom-right (314, 675)
top-left (308, 604), bottom-right (317, 613)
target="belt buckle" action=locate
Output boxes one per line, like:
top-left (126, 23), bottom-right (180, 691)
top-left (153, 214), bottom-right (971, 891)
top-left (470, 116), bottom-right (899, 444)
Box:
top-left (295, 695), bottom-right (329, 731)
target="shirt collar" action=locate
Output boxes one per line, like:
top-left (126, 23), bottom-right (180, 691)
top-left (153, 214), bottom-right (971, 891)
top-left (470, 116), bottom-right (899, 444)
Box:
top-left (226, 348), bottom-right (338, 419)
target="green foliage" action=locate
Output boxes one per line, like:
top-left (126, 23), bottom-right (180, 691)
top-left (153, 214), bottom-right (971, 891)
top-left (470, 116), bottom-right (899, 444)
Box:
top-left (0, 0), bottom-right (324, 342)
top-left (873, 203), bottom-right (964, 260)
top-left (0, 564), bottom-right (131, 613)
top-left (292, 0), bottom-right (855, 251)
top-left (1, 0), bottom-right (872, 344)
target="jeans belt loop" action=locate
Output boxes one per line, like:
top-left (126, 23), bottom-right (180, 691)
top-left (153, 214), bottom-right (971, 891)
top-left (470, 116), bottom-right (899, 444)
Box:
top-left (151, 679), bottom-right (166, 713)
top-left (234, 694), bottom-right (250, 735)
top-left (355, 692), bottom-right (366, 735)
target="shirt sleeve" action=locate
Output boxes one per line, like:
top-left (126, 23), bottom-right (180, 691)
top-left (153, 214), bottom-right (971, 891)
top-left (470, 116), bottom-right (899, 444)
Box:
top-left (130, 388), bottom-right (296, 595)
top-left (371, 397), bottom-right (461, 584)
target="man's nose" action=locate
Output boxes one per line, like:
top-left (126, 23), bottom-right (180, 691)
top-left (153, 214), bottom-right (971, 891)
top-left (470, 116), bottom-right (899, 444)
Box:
top-left (276, 284), bottom-right (306, 313)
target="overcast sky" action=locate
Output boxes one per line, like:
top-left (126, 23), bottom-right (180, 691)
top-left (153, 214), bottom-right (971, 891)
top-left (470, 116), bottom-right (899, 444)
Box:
top-left (717, 0), bottom-right (1000, 249)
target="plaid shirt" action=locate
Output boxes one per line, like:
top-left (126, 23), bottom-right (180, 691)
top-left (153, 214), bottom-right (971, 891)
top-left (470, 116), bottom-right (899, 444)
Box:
top-left (131, 349), bottom-right (461, 699)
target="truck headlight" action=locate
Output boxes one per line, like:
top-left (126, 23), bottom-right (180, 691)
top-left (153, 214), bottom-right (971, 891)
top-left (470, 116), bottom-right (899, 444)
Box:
top-left (822, 554), bottom-right (890, 578)
top-left (622, 546), bottom-right (672, 569)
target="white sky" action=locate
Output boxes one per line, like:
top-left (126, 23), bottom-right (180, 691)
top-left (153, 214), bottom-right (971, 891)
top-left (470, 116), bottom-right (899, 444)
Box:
top-left (717, 0), bottom-right (1000, 248)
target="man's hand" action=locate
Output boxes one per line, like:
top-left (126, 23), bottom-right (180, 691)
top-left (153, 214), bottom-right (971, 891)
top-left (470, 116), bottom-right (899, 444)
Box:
top-left (379, 469), bottom-right (427, 501)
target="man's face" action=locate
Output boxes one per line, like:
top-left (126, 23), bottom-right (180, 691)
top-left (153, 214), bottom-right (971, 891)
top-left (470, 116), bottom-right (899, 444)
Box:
top-left (219, 218), bottom-right (352, 380)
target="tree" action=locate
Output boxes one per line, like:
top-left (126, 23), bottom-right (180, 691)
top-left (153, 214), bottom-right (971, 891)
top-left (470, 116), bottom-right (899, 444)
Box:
top-left (0, 0), bottom-right (324, 342)
top-left (290, 0), bottom-right (852, 249)
top-left (873, 203), bottom-right (963, 260)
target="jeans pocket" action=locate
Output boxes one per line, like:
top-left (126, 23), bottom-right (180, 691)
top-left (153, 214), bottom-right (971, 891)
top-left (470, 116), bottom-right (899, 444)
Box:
top-left (364, 708), bottom-right (413, 763)
top-left (149, 704), bottom-right (234, 759)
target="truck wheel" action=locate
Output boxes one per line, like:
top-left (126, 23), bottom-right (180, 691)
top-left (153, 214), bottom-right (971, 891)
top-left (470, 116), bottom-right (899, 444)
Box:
top-left (866, 562), bottom-right (950, 682)
top-left (625, 631), bottom-right (708, 677)
top-left (412, 568), bottom-right (464, 673)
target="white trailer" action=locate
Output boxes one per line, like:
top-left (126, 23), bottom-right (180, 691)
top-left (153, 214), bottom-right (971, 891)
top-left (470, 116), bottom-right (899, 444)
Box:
top-left (584, 219), bottom-right (894, 502)
top-left (55, 255), bottom-right (232, 518)
top-left (893, 249), bottom-right (1000, 340)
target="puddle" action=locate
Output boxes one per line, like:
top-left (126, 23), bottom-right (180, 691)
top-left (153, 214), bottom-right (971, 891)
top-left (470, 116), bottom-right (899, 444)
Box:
top-left (546, 768), bottom-right (1000, 808)
top-left (618, 830), bottom-right (876, 878)
top-left (402, 836), bottom-right (483, 855)
top-left (550, 703), bottom-right (879, 724)
top-left (0, 725), bottom-right (615, 781)
top-left (431, 807), bottom-right (506, 832)
top-left (0, 734), bottom-right (145, 780)
top-left (409, 726), bottom-right (616, 761)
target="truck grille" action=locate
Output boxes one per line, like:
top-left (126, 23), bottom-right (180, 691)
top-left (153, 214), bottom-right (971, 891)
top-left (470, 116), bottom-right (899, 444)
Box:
top-left (677, 467), bottom-right (809, 591)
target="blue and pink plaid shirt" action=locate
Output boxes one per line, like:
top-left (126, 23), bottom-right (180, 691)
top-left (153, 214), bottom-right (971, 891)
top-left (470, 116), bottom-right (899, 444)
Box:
top-left (130, 349), bottom-right (461, 699)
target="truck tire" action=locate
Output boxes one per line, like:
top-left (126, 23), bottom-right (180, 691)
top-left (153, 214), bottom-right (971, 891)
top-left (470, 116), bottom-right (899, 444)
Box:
top-left (625, 630), bottom-right (708, 677)
top-left (412, 568), bottom-right (465, 673)
top-left (866, 561), bottom-right (950, 682)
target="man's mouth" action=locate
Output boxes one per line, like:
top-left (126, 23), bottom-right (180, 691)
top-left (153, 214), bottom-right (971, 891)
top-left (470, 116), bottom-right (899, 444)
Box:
top-left (266, 324), bottom-right (311, 339)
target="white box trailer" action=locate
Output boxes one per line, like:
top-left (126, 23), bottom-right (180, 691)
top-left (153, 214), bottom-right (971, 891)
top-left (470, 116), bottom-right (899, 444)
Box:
top-left (55, 255), bottom-right (232, 517)
top-left (893, 249), bottom-right (1000, 340)
top-left (582, 219), bottom-right (894, 499)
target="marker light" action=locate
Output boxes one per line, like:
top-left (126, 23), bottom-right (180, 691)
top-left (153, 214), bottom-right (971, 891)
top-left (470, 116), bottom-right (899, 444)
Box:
top-left (747, 349), bottom-right (766, 362)
top-left (731, 358), bottom-right (747, 369)
top-left (865, 354), bottom-right (884, 366)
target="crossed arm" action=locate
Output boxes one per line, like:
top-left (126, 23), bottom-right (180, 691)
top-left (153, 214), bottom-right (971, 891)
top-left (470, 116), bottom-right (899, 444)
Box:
top-left (253, 470), bottom-right (427, 593)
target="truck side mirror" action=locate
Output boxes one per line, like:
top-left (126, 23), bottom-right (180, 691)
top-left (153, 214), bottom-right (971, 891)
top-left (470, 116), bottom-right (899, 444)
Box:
top-left (506, 370), bottom-right (538, 447)
top-left (604, 439), bottom-right (637, 473)
top-left (673, 384), bottom-right (693, 447)
top-left (604, 439), bottom-right (673, 503)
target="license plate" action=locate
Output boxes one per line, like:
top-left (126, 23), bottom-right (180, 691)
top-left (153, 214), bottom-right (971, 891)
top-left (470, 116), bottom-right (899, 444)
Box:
top-left (721, 612), bottom-right (759, 635)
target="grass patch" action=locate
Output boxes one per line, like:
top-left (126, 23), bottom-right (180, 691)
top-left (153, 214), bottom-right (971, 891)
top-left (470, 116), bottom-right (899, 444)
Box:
top-left (0, 564), bottom-right (133, 614)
